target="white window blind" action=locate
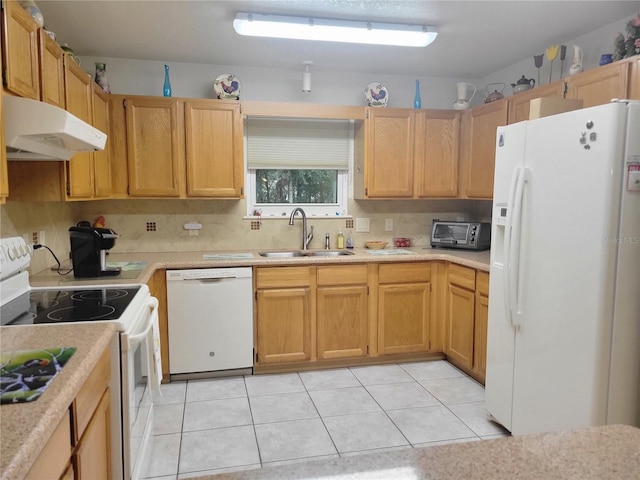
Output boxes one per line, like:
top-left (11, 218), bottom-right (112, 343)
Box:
top-left (246, 118), bottom-right (351, 170)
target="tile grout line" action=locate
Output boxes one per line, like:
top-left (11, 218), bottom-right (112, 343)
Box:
top-left (243, 374), bottom-right (265, 468)
top-left (298, 371), bottom-right (343, 458)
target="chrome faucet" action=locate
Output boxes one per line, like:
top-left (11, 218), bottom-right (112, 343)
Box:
top-left (289, 208), bottom-right (314, 250)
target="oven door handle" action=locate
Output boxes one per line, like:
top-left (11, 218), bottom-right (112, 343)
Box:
top-left (128, 320), bottom-right (152, 346)
top-left (127, 298), bottom-right (159, 346)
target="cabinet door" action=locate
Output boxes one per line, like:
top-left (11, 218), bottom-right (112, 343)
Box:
top-left (0, 93), bottom-right (8, 202)
top-left (472, 271), bottom-right (490, 384)
top-left (73, 388), bottom-right (111, 480)
top-left (414, 110), bottom-right (459, 197)
top-left (107, 95), bottom-right (129, 198)
top-left (92, 84), bottom-right (112, 197)
top-left (256, 288), bottom-right (312, 364)
top-left (64, 56), bottom-right (94, 198)
top-left (185, 100), bottom-right (243, 197)
top-left (38, 30), bottom-right (65, 108)
top-left (363, 108), bottom-right (414, 198)
top-left (460, 99), bottom-right (507, 198)
top-left (125, 97), bottom-right (183, 196)
top-left (378, 282), bottom-right (430, 355)
top-left (566, 61), bottom-right (629, 108)
top-left (317, 285), bottom-right (368, 360)
top-left (507, 81), bottom-right (563, 124)
top-left (445, 284), bottom-right (475, 370)
top-left (2, 0), bottom-right (40, 99)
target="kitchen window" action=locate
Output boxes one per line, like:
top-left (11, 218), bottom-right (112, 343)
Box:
top-left (246, 117), bottom-right (351, 217)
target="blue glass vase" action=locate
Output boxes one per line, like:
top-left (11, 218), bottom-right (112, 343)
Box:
top-left (163, 64), bottom-right (172, 97)
top-left (414, 79), bottom-right (421, 109)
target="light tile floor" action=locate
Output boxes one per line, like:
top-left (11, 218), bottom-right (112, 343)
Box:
top-left (143, 360), bottom-right (509, 479)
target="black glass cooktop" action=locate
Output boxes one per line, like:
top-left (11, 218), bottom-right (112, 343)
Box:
top-left (1, 287), bottom-right (141, 326)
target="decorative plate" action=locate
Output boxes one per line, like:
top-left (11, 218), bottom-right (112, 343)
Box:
top-left (214, 74), bottom-right (241, 100)
top-left (364, 82), bottom-right (389, 107)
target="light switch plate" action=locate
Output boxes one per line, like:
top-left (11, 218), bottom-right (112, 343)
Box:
top-left (385, 218), bottom-right (393, 231)
top-left (355, 217), bottom-right (370, 233)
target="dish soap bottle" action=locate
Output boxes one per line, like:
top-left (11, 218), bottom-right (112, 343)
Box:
top-left (336, 229), bottom-right (345, 249)
top-left (346, 230), bottom-right (354, 249)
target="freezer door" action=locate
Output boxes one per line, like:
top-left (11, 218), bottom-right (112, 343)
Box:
top-left (510, 103), bottom-right (628, 435)
top-left (485, 121), bottom-right (528, 431)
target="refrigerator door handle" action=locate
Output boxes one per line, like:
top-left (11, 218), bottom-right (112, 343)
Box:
top-left (508, 167), bottom-right (530, 328)
top-left (503, 167), bottom-right (522, 326)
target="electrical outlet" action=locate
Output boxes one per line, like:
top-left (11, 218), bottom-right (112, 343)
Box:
top-left (385, 218), bottom-right (393, 232)
top-left (39, 230), bottom-right (45, 245)
top-left (355, 217), bottom-right (370, 233)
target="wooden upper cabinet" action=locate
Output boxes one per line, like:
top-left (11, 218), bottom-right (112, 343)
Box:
top-left (107, 94), bottom-right (129, 198)
top-left (125, 97), bottom-right (183, 197)
top-left (0, 93), bottom-right (8, 202)
top-left (459, 99), bottom-right (507, 199)
top-left (628, 56), bottom-right (640, 100)
top-left (359, 108), bottom-right (414, 198)
top-left (64, 56), bottom-right (94, 199)
top-left (414, 109), bottom-right (460, 197)
top-left (2, 0), bottom-right (40, 99)
top-left (184, 100), bottom-right (243, 197)
top-left (92, 84), bottom-right (111, 197)
top-left (38, 29), bottom-right (65, 108)
top-left (565, 61), bottom-right (629, 108)
top-left (507, 81), bottom-right (564, 124)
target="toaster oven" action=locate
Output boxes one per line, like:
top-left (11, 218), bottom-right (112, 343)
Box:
top-left (430, 221), bottom-right (491, 251)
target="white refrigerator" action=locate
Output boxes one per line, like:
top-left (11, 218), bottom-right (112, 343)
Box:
top-left (485, 100), bottom-right (640, 436)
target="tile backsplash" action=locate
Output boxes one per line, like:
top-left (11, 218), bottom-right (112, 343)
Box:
top-left (1, 198), bottom-right (491, 274)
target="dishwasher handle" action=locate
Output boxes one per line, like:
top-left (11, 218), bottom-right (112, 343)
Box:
top-left (167, 268), bottom-right (252, 282)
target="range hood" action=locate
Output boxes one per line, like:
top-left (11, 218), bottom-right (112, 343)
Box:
top-left (4, 96), bottom-right (107, 161)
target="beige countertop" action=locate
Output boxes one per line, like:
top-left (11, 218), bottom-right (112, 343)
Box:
top-left (0, 323), bottom-right (116, 480)
top-left (205, 425), bottom-right (640, 480)
top-left (30, 247), bottom-right (490, 287)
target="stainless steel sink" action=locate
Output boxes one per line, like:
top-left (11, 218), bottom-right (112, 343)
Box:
top-left (305, 250), bottom-right (354, 256)
top-left (258, 250), bottom-right (354, 258)
top-left (258, 251), bottom-right (305, 258)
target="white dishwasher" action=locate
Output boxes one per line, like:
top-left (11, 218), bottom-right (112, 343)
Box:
top-left (166, 267), bottom-right (253, 378)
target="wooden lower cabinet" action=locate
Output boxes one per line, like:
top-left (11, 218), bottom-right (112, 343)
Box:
top-left (255, 266), bottom-right (314, 365)
top-left (73, 388), bottom-right (111, 480)
top-left (377, 263), bottom-right (431, 355)
top-left (473, 272), bottom-right (490, 383)
top-left (25, 344), bottom-right (111, 480)
top-left (317, 265), bottom-right (368, 360)
top-left (444, 263), bottom-right (490, 383)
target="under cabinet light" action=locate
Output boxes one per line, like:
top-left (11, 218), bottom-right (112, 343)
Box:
top-left (233, 12), bottom-right (437, 47)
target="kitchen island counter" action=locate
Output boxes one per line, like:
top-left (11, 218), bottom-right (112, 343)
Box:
top-left (0, 323), bottom-right (116, 480)
top-left (205, 424), bottom-right (639, 480)
top-left (30, 247), bottom-right (490, 287)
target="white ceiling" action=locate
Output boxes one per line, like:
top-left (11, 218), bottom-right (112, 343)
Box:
top-left (37, 1), bottom-right (639, 78)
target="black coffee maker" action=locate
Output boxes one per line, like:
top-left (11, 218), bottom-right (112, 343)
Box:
top-left (69, 221), bottom-right (121, 278)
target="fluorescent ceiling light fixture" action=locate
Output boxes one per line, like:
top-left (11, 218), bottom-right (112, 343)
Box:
top-left (233, 12), bottom-right (437, 47)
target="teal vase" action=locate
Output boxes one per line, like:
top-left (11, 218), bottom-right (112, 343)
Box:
top-left (163, 64), bottom-right (172, 97)
top-left (413, 79), bottom-right (421, 109)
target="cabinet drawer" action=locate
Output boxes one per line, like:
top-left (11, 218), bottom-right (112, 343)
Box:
top-left (477, 271), bottom-right (490, 296)
top-left (255, 266), bottom-right (313, 288)
top-left (448, 263), bottom-right (476, 290)
top-left (379, 262), bottom-right (430, 284)
top-left (26, 410), bottom-right (71, 480)
top-left (72, 346), bottom-right (110, 444)
top-left (317, 264), bottom-right (367, 286)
